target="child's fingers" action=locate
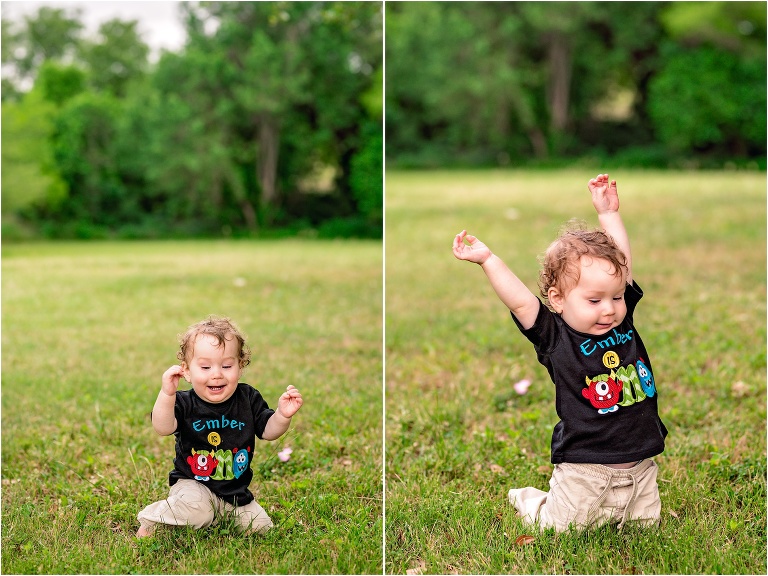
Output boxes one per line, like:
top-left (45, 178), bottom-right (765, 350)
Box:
top-left (282, 388), bottom-right (302, 399)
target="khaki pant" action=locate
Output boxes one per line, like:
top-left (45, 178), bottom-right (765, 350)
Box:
top-left (137, 479), bottom-right (274, 535)
top-left (508, 459), bottom-right (661, 532)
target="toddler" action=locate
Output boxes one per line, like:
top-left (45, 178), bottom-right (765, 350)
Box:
top-left (452, 174), bottom-right (667, 531)
top-left (137, 316), bottom-right (303, 537)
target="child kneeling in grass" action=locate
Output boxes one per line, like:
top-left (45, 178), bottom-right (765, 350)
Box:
top-left (137, 316), bottom-right (303, 537)
top-left (453, 174), bottom-right (667, 532)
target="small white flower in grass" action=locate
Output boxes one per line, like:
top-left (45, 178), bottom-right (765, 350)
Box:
top-left (513, 379), bottom-right (531, 395)
top-left (233, 277), bottom-right (247, 287)
top-left (277, 447), bottom-right (293, 462)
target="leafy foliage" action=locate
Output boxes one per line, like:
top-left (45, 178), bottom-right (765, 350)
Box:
top-left (648, 44), bottom-right (766, 155)
top-left (1, 89), bottom-right (67, 224)
top-left (2, 2), bottom-right (383, 240)
top-left (385, 1), bottom-right (766, 168)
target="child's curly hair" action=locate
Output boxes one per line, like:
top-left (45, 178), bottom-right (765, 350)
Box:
top-left (177, 316), bottom-right (252, 369)
top-left (538, 220), bottom-right (628, 310)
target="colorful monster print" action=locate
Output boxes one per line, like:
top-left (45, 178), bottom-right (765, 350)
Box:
top-left (636, 358), bottom-right (656, 397)
top-left (232, 447), bottom-right (250, 479)
top-left (582, 376), bottom-right (622, 414)
top-left (187, 450), bottom-right (218, 481)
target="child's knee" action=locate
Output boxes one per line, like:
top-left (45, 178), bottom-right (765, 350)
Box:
top-left (172, 493), bottom-right (217, 528)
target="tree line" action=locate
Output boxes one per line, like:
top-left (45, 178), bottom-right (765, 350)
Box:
top-left (385, 1), bottom-right (766, 169)
top-left (3, 2), bottom-right (764, 241)
top-left (2, 2), bottom-right (382, 240)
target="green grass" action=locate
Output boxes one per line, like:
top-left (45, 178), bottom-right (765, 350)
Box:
top-left (385, 169), bottom-right (766, 575)
top-left (1, 239), bottom-right (383, 574)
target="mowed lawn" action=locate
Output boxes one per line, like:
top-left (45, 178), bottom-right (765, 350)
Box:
top-left (2, 239), bottom-right (383, 574)
top-left (385, 169), bottom-right (766, 575)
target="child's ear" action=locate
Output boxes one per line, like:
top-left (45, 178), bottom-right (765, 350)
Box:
top-left (181, 363), bottom-right (191, 383)
top-left (548, 287), bottom-right (564, 314)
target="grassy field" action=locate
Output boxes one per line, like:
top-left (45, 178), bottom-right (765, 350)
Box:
top-left (385, 169), bottom-right (766, 574)
top-left (1, 239), bottom-right (383, 574)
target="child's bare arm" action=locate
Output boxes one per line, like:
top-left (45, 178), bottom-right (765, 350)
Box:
top-left (453, 230), bottom-right (540, 329)
top-left (262, 385), bottom-right (303, 441)
top-left (588, 174), bottom-right (633, 283)
top-left (151, 365), bottom-right (181, 435)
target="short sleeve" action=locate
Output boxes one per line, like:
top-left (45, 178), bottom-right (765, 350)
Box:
top-left (169, 391), bottom-right (193, 434)
top-left (248, 387), bottom-right (275, 439)
top-left (625, 281), bottom-right (644, 320)
top-left (510, 299), bottom-right (560, 355)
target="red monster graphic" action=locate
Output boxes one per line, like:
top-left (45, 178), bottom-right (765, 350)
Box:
top-left (582, 376), bottom-right (622, 414)
top-left (187, 451), bottom-right (218, 481)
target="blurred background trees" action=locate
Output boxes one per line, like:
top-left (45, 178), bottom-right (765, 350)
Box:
top-left (385, 1), bottom-right (765, 169)
top-left (3, 1), bottom-right (763, 240)
top-left (2, 1), bottom-right (382, 240)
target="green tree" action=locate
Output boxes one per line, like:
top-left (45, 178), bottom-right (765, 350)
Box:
top-left (350, 65), bottom-right (383, 228)
top-left (151, 1), bottom-right (381, 230)
top-left (385, 1), bottom-right (763, 167)
top-left (49, 92), bottom-right (130, 234)
top-left (35, 61), bottom-right (87, 106)
top-left (79, 19), bottom-right (150, 97)
top-left (10, 7), bottom-right (84, 88)
top-left (1, 89), bottom-right (67, 220)
top-left (647, 2), bottom-right (766, 158)
top-left (3, 1), bottom-right (382, 238)
top-left (648, 45), bottom-right (766, 157)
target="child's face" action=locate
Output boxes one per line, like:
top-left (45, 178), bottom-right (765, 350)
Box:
top-left (548, 256), bottom-right (627, 335)
top-left (182, 334), bottom-right (243, 404)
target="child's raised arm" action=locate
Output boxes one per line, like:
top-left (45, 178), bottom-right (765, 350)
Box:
top-left (588, 174), bottom-right (632, 284)
top-left (151, 365), bottom-right (182, 436)
top-left (453, 230), bottom-right (540, 329)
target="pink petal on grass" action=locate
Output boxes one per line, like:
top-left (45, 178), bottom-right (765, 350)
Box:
top-left (513, 379), bottom-right (532, 395)
top-left (277, 447), bottom-right (293, 462)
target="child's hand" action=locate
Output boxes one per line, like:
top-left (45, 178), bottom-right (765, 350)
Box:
top-left (161, 365), bottom-right (184, 396)
top-left (588, 173), bottom-right (620, 214)
top-left (277, 385), bottom-right (303, 419)
top-left (453, 230), bottom-right (492, 265)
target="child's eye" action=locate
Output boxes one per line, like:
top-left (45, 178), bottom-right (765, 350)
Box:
top-left (613, 295), bottom-right (624, 301)
top-left (589, 299), bottom-right (600, 304)
top-left (223, 365), bottom-right (233, 370)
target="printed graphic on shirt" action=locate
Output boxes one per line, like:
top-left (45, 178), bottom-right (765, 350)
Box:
top-left (582, 375), bottom-right (622, 414)
top-left (636, 358), bottom-right (656, 397)
top-left (578, 329), bottom-right (634, 357)
top-left (188, 450), bottom-right (218, 481)
top-left (183, 410), bottom-right (254, 481)
top-left (232, 447), bottom-right (250, 479)
top-left (187, 446), bottom-right (252, 481)
top-left (582, 353), bottom-right (656, 415)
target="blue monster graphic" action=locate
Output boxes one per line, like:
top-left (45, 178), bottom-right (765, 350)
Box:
top-left (232, 447), bottom-right (250, 479)
top-left (636, 358), bottom-right (656, 397)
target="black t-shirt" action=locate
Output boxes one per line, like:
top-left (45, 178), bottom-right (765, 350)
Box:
top-left (512, 281), bottom-right (667, 464)
top-left (168, 383), bottom-right (275, 505)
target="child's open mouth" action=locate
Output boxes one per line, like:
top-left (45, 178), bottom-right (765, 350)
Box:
top-left (208, 385), bottom-right (225, 392)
